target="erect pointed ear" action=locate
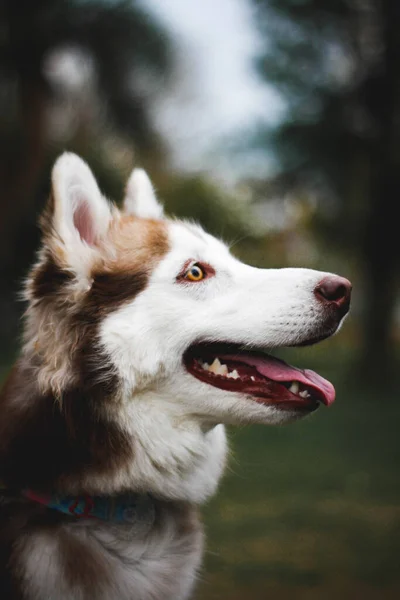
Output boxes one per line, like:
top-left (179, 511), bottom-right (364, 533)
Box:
top-left (43, 153), bottom-right (112, 277)
top-left (123, 168), bottom-right (164, 219)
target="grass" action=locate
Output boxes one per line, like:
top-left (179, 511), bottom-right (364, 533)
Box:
top-left (194, 348), bottom-right (400, 599)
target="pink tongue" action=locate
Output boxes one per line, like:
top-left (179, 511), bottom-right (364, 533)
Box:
top-left (220, 352), bottom-right (335, 406)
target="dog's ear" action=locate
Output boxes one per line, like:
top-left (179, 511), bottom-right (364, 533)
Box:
top-left (123, 168), bottom-right (164, 219)
top-left (41, 153), bottom-right (112, 277)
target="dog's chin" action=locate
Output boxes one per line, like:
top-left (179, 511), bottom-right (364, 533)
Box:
top-left (239, 397), bottom-right (319, 425)
top-left (183, 339), bottom-right (336, 422)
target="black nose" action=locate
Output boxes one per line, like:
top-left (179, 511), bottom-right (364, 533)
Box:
top-left (315, 275), bottom-right (352, 311)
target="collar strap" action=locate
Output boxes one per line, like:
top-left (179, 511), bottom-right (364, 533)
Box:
top-left (20, 489), bottom-right (156, 525)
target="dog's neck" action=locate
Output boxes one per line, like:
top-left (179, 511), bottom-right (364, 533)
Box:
top-left (72, 391), bottom-right (229, 504)
top-left (0, 361), bottom-right (228, 506)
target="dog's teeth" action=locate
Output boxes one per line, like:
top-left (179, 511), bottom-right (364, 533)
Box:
top-left (299, 390), bottom-right (310, 398)
top-left (208, 358), bottom-right (222, 374)
top-left (219, 364), bottom-right (228, 376)
top-left (289, 381), bottom-right (299, 394)
top-left (202, 362), bottom-right (209, 371)
top-left (208, 358), bottom-right (228, 375)
top-left (227, 369), bottom-right (240, 380)
top-left (250, 376), bottom-right (255, 381)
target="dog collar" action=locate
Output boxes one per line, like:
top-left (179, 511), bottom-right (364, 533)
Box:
top-left (3, 487), bottom-right (156, 526)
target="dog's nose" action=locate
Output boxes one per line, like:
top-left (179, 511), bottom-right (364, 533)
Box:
top-left (315, 275), bottom-right (352, 312)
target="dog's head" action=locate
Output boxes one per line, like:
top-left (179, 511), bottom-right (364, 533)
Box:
top-left (4, 153), bottom-right (351, 499)
top-left (26, 153), bottom-right (351, 423)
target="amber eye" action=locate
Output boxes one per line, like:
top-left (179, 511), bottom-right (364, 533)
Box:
top-left (185, 263), bottom-right (205, 282)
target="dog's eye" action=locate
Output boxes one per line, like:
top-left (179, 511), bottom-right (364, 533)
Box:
top-left (185, 264), bottom-right (205, 282)
top-left (176, 260), bottom-right (215, 284)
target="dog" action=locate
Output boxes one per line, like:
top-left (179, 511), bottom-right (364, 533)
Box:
top-left (0, 153), bottom-right (351, 600)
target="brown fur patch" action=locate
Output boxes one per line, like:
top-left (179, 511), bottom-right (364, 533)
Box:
top-left (78, 215), bottom-right (169, 318)
top-left (0, 359), bottom-right (132, 491)
top-left (29, 214), bottom-right (169, 314)
top-left (58, 529), bottom-right (112, 594)
top-left (108, 215), bottom-right (169, 268)
top-left (85, 270), bottom-right (149, 317)
top-left (1, 213), bottom-right (169, 493)
top-left (31, 253), bottom-right (74, 301)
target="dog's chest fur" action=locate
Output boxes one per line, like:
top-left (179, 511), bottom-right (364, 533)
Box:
top-left (1, 498), bottom-right (203, 600)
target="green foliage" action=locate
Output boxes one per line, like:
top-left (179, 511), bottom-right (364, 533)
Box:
top-left (252, 0), bottom-right (360, 194)
top-left (159, 175), bottom-right (252, 243)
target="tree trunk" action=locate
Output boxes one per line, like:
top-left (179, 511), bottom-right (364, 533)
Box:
top-left (0, 77), bottom-right (48, 270)
top-left (361, 0), bottom-right (400, 379)
top-left (0, 76), bottom-right (48, 357)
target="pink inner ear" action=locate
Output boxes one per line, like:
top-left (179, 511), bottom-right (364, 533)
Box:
top-left (73, 200), bottom-right (96, 245)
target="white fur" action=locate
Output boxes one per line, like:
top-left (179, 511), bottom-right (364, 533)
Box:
top-left (124, 168), bottom-right (163, 219)
top-left (18, 532), bottom-right (65, 599)
top-left (16, 509), bottom-right (203, 600)
top-left (99, 219), bottom-right (339, 503)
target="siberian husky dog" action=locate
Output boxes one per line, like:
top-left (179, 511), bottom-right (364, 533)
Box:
top-left (0, 154), bottom-right (351, 600)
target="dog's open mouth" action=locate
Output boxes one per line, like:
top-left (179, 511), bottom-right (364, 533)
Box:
top-left (184, 343), bottom-right (335, 411)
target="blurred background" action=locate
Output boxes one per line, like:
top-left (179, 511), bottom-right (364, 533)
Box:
top-left (0, 0), bottom-right (399, 598)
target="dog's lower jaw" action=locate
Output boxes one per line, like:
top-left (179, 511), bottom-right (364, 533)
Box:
top-left (91, 385), bottom-right (310, 504)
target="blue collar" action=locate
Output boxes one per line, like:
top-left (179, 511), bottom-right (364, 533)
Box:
top-left (20, 489), bottom-right (156, 525)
